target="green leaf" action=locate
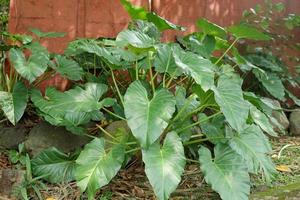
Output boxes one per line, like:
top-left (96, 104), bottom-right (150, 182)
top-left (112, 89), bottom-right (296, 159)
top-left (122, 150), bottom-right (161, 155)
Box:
top-left (286, 90), bottom-right (300, 106)
top-left (0, 82), bottom-right (28, 125)
top-left (142, 132), bottom-right (186, 200)
top-left (68, 39), bottom-right (120, 66)
top-left (116, 30), bottom-right (155, 49)
top-left (154, 43), bottom-right (182, 76)
top-left (30, 28), bottom-right (66, 38)
top-left (52, 55), bottom-right (84, 81)
top-left (124, 81), bottom-right (176, 148)
top-left (199, 144), bottom-right (250, 200)
top-left (186, 35), bottom-right (216, 58)
top-left (253, 70), bottom-right (285, 100)
top-left (31, 83), bottom-right (108, 114)
top-left (200, 114), bottom-right (226, 144)
top-left (197, 18), bottom-right (227, 38)
top-left (249, 105), bottom-right (277, 137)
top-left (31, 83), bottom-right (111, 134)
top-left (228, 125), bottom-right (276, 182)
top-left (9, 48), bottom-right (49, 83)
top-left (31, 147), bottom-right (77, 183)
top-left (228, 24), bottom-right (271, 40)
top-left (213, 74), bottom-right (249, 131)
top-left (146, 12), bottom-right (185, 31)
top-left (75, 138), bottom-right (125, 200)
top-left (120, 0), bottom-right (183, 31)
top-left (173, 47), bottom-right (216, 91)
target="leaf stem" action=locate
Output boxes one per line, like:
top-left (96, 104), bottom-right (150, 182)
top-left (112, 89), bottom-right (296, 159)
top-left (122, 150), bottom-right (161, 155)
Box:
top-left (185, 158), bottom-right (200, 164)
top-left (96, 124), bottom-right (117, 140)
top-left (214, 38), bottom-right (239, 65)
top-left (102, 107), bottom-right (126, 121)
top-left (177, 111), bottom-right (222, 133)
top-left (163, 51), bottom-right (172, 88)
top-left (110, 69), bottom-right (124, 107)
top-left (135, 60), bottom-right (139, 80)
top-left (125, 147), bottom-right (141, 154)
top-left (148, 54), bottom-right (155, 93)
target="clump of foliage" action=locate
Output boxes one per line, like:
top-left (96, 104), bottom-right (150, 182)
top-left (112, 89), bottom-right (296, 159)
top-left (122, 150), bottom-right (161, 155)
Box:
top-left (2, 1), bottom-right (299, 200)
top-left (0, 29), bottom-right (83, 125)
top-left (0, 0), bottom-right (9, 32)
top-left (234, 0), bottom-right (300, 106)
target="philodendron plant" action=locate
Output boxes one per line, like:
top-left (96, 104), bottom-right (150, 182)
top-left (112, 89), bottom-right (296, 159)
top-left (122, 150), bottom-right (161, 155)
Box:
top-left (0, 29), bottom-right (84, 125)
top-left (28, 1), bottom-right (284, 200)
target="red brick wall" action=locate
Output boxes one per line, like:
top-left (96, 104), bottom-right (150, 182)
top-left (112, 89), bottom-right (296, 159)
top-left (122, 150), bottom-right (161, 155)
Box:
top-left (9, 0), bottom-right (300, 53)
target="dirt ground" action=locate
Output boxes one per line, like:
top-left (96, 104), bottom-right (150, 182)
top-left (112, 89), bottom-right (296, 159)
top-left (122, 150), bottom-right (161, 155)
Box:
top-left (0, 136), bottom-right (299, 200)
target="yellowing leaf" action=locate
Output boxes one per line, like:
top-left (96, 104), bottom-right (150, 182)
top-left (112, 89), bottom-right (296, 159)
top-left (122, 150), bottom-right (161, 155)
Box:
top-left (276, 165), bottom-right (292, 172)
top-left (46, 197), bottom-right (56, 200)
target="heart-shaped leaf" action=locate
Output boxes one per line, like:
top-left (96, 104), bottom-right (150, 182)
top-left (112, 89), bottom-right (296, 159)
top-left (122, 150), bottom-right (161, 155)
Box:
top-left (31, 147), bottom-right (77, 183)
top-left (199, 144), bottom-right (250, 200)
top-left (52, 55), bottom-right (84, 81)
top-left (120, 0), bottom-right (184, 31)
top-left (9, 48), bottom-right (49, 83)
top-left (75, 138), bottom-right (125, 200)
top-left (173, 47), bottom-right (216, 91)
top-left (197, 18), bottom-right (227, 38)
top-left (143, 132), bottom-right (186, 200)
top-left (212, 74), bottom-right (249, 131)
top-left (228, 125), bottom-right (276, 182)
top-left (154, 43), bottom-right (182, 76)
top-left (116, 30), bottom-right (155, 49)
top-left (0, 81), bottom-right (28, 125)
top-left (124, 80), bottom-right (176, 148)
top-left (228, 24), bottom-right (271, 40)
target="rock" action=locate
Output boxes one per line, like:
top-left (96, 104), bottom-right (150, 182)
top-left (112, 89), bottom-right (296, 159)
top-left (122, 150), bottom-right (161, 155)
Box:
top-left (290, 109), bottom-right (300, 136)
top-left (105, 120), bottom-right (130, 135)
top-left (0, 125), bottom-right (27, 149)
top-left (25, 122), bottom-right (91, 156)
top-left (0, 169), bottom-right (25, 200)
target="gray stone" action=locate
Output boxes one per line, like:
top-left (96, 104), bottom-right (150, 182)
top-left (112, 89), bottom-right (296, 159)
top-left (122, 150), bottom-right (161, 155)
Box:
top-left (105, 120), bottom-right (130, 135)
top-left (290, 109), bottom-right (300, 136)
top-left (0, 126), bottom-right (27, 149)
top-left (25, 122), bottom-right (91, 156)
top-left (0, 169), bottom-right (25, 200)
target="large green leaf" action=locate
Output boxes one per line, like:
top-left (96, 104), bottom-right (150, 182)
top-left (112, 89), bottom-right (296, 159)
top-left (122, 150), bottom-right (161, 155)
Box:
top-left (142, 132), bottom-right (186, 200)
top-left (31, 83), bottom-right (113, 134)
top-left (185, 34), bottom-right (216, 58)
top-left (120, 0), bottom-right (183, 31)
top-left (75, 138), bottom-right (125, 200)
top-left (199, 144), bottom-right (250, 200)
top-left (0, 81), bottom-right (28, 125)
top-left (68, 39), bottom-right (120, 66)
top-left (253, 70), bottom-right (285, 100)
top-left (249, 105), bottom-right (277, 137)
top-left (31, 83), bottom-right (108, 114)
top-left (197, 18), bottom-right (227, 38)
top-left (228, 24), bottom-right (271, 40)
top-left (116, 30), bottom-right (155, 49)
top-left (153, 43), bottom-right (182, 76)
top-left (228, 125), bottom-right (276, 182)
top-left (52, 55), bottom-right (84, 81)
top-left (173, 47), bottom-right (216, 91)
top-left (9, 48), bottom-right (49, 83)
top-left (31, 147), bottom-right (77, 183)
top-left (213, 74), bottom-right (249, 131)
top-left (124, 81), bottom-right (176, 148)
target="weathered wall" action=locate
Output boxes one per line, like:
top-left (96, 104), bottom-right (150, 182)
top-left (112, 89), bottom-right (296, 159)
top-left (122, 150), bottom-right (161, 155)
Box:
top-left (8, 0), bottom-right (300, 52)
